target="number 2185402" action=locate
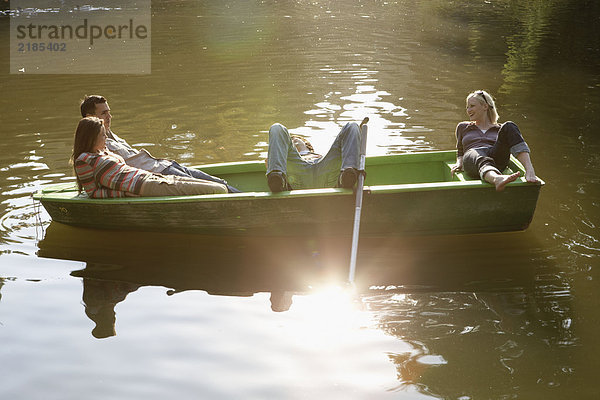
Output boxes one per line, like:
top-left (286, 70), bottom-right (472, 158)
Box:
top-left (17, 42), bottom-right (67, 52)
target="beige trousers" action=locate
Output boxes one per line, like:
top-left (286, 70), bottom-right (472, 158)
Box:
top-left (139, 174), bottom-right (227, 196)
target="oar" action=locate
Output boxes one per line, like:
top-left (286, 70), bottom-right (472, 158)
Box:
top-left (348, 117), bottom-right (369, 284)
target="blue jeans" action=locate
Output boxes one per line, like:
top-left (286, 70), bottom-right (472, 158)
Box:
top-left (463, 121), bottom-right (531, 180)
top-left (161, 161), bottom-right (241, 193)
top-left (266, 122), bottom-right (361, 189)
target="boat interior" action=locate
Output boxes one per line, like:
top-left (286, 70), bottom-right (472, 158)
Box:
top-left (200, 150), bottom-right (525, 192)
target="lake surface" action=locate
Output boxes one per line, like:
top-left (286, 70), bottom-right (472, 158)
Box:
top-left (1, 0), bottom-right (600, 398)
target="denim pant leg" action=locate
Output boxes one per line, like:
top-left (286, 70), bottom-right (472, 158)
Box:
top-left (162, 161), bottom-right (241, 193)
top-left (463, 147), bottom-right (499, 180)
top-left (266, 123), bottom-right (292, 175)
top-left (266, 123), bottom-right (313, 189)
top-left (313, 122), bottom-right (361, 188)
top-left (488, 121), bottom-right (530, 171)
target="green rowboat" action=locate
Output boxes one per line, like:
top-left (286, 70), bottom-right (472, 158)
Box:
top-left (33, 150), bottom-right (544, 236)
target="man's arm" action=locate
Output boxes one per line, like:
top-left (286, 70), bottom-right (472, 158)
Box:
top-left (105, 130), bottom-right (140, 159)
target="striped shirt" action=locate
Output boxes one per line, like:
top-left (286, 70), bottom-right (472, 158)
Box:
top-left (75, 151), bottom-right (150, 198)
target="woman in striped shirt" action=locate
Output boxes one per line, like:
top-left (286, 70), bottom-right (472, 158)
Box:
top-left (72, 117), bottom-right (228, 198)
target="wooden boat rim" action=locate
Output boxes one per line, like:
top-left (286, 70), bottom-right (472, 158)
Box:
top-left (33, 179), bottom-right (544, 205)
top-left (33, 150), bottom-right (544, 205)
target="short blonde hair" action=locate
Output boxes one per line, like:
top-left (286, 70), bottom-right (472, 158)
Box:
top-left (467, 90), bottom-right (499, 124)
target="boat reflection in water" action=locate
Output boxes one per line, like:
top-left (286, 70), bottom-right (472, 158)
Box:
top-left (37, 221), bottom-right (557, 336)
top-left (36, 221), bottom-right (576, 396)
top-left (38, 221), bottom-right (351, 337)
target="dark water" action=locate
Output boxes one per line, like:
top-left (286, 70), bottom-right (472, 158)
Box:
top-left (1, 1), bottom-right (600, 398)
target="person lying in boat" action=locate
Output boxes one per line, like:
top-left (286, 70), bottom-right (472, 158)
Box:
top-left (450, 90), bottom-right (539, 191)
top-left (266, 122), bottom-right (361, 192)
top-left (72, 117), bottom-right (228, 198)
top-left (80, 95), bottom-right (240, 193)
top-left (265, 135), bottom-right (322, 167)
top-left (291, 135), bottom-right (323, 163)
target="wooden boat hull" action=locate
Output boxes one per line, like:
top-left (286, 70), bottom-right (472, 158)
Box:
top-left (33, 151), bottom-right (544, 236)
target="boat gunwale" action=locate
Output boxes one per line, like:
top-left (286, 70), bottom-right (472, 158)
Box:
top-left (33, 179), bottom-right (544, 205)
top-left (32, 150), bottom-right (544, 205)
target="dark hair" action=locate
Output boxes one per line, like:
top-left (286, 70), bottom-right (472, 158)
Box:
top-left (291, 135), bottom-right (315, 153)
top-left (80, 95), bottom-right (107, 118)
top-left (71, 117), bottom-right (104, 191)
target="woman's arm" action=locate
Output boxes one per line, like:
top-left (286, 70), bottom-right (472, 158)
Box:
top-left (516, 152), bottom-right (539, 183)
top-left (92, 153), bottom-right (145, 195)
top-left (450, 156), bottom-right (463, 176)
top-left (451, 123), bottom-right (465, 176)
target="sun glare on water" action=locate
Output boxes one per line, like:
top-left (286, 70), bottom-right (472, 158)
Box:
top-left (258, 285), bottom-right (418, 395)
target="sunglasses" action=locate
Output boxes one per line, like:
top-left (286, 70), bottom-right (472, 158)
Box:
top-left (477, 91), bottom-right (491, 107)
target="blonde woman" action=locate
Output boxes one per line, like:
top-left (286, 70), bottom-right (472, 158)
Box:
top-left (451, 90), bottom-right (539, 191)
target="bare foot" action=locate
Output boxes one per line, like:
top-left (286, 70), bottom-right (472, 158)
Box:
top-left (494, 171), bottom-right (520, 191)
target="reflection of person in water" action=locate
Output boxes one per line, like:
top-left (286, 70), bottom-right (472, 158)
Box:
top-left (270, 291), bottom-right (294, 312)
top-left (82, 278), bottom-right (140, 339)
